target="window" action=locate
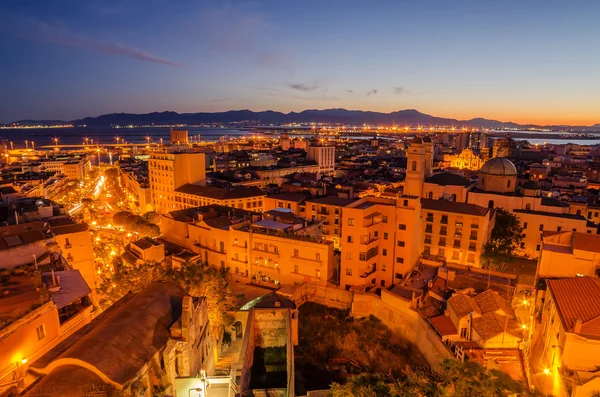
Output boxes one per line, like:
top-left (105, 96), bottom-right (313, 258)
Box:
top-left (397, 241), bottom-right (405, 247)
top-left (220, 260), bottom-right (225, 270)
top-left (374, 231), bottom-right (379, 238)
top-left (348, 218), bottom-right (354, 226)
top-left (294, 249), bottom-right (299, 257)
top-left (395, 273), bottom-right (402, 279)
top-left (359, 252), bottom-right (366, 261)
top-left (346, 252), bottom-right (353, 260)
top-left (346, 268), bottom-right (352, 276)
top-left (557, 226), bottom-right (562, 232)
top-left (411, 160), bottom-right (417, 171)
top-left (523, 222), bottom-right (528, 229)
top-left (36, 324), bottom-right (46, 340)
top-left (488, 200), bottom-right (494, 209)
top-left (316, 253), bottom-right (321, 261)
top-left (403, 200), bottom-right (408, 207)
top-left (382, 215), bottom-right (388, 223)
top-left (315, 269), bottom-right (321, 278)
top-left (539, 224), bottom-right (544, 231)
top-left (383, 232), bottom-right (388, 240)
top-left (526, 203), bottom-right (531, 210)
top-left (426, 212), bottom-right (434, 222)
top-left (396, 257), bottom-right (404, 264)
top-left (460, 328), bottom-right (468, 338)
top-left (399, 224), bottom-right (406, 230)
top-left (294, 265), bottom-right (299, 273)
top-left (382, 248), bottom-right (387, 256)
top-left (440, 226), bottom-right (447, 236)
top-left (347, 235), bottom-right (354, 243)
top-left (536, 244), bottom-right (541, 252)
top-left (380, 280), bottom-right (386, 287)
top-left (507, 180), bottom-right (511, 188)
top-left (441, 215), bottom-right (448, 224)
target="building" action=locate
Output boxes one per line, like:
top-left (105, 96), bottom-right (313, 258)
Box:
top-left (125, 237), bottom-right (165, 264)
top-left (118, 158), bottom-right (152, 213)
top-left (340, 196), bottom-right (422, 290)
top-left (160, 205), bottom-right (335, 287)
top-left (62, 158), bottom-right (87, 181)
top-left (170, 128), bottom-right (189, 144)
top-left (49, 221), bottom-right (96, 294)
top-left (535, 277), bottom-right (600, 397)
top-left (441, 289), bottom-right (522, 349)
top-left (149, 151), bottom-right (206, 213)
top-left (302, 196), bottom-right (355, 249)
top-left (174, 184), bottom-right (265, 212)
top-left (421, 199), bottom-right (495, 267)
top-left (0, 270), bottom-right (94, 396)
top-left (449, 148), bottom-right (486, 171)
top-left (423, 172), bottom-right (474, 202)
top-left (24, 282), bottom-right (214, 397)
top-left (404, 136), bottom-right (434, 197)
top-left (306, 144), bottom-right (335, 175)
top-left (537, 231), bottom-right (600, 278)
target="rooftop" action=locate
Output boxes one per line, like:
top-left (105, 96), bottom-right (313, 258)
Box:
top-left (421, 198), bottom-right (490, 216)
top-left (425, 172), bottom-right (473, 187)
top-left (175, 183), bottom-right (265, 200)
top-left (547, 277), bottom-right (600, 338)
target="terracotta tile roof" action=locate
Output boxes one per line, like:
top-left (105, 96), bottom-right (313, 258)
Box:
top-left (472, 312), bottom-right (522, 341)
top-left (421, 199), bottom-right (489, 216)
top-left (474, 290), bottom-right (515, 318)
top-left (447, 293), bottom-right (481, 318)
top-left (547, 277), bottom-right (600, 337)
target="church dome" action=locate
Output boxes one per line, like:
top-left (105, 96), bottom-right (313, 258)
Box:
top-left (480, 157), bottom-right (517, 176)
top-left (411, 136), bottom-right (423, 144)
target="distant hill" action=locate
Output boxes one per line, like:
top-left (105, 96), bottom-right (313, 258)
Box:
top-left (8, 109), bottom-right (600, 131)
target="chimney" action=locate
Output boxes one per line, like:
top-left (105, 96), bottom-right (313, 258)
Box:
top-left (574, 319), bottom-right (582, 334)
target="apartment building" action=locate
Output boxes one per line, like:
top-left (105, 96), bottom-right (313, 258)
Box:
top-left (62, 158), bottom-right (87, 181)
top-left (535, 277), bottom-right (600, 397)
top-left (0, 270), bottom-right (94, 396)
top-left (174, 184), bottom-right (265, 212)
top-left (161, 205), bottom-right (335, 287)
top-left (421, 199), bottom-right (495, 267)
top-left (118, 159), bottom-right (152, 212)
top-left (340, 196), bottom-right (422, 290)
top-left (148, 150), bottom-right (206, 213)
top-left (515, 210), bottom-right (596, 259)
top-left (537, 231), bottom-right (600, 278)
top-left (306, 144), bottom-right (335, 175)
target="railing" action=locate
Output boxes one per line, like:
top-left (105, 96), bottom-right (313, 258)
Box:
top-left (360, 236), bottom-right (379, 245)
top-left (469, 234), bottom-right (478, 240)
top-left (194, 242), bottom-right (226, 254)
top-left (424, 239), bottom-right (432, 245)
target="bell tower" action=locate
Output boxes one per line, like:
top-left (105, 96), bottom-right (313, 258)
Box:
top-left (405, 137), bottom-right (426, 197)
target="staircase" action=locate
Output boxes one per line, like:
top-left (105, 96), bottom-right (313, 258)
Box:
top-left (214, 339), bottom-right (243, 376)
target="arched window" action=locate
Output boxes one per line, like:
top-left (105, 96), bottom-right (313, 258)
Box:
top-left (411, 160), bottom-right (417, 172)
top-left (488, 200), bottom-right (494, 209)
top-left (427, 192), bottom-right (433, 199)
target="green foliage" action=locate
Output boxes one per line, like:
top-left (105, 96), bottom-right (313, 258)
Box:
top-left (481, 209), bottom-right (524, 272)
top-left (328, 359), bottom-right (529, 397)
top-left (96, 259), bottom-right (236, 331)
top-left (143, 211), bottom-right (162, 225)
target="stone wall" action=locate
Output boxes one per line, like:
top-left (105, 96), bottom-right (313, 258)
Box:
top-left (292, 283), bottom-right (453, 368)
top-left (291, 282), bottom-right (353, 310)
top-left (253, 310), bottom-right (289, 348)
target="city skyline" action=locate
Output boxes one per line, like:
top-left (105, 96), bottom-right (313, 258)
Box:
top-left (1, 1), bottom-right (599, 124)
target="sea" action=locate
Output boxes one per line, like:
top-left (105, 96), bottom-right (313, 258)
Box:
top-left (1, 126), bottom-right (600, 149)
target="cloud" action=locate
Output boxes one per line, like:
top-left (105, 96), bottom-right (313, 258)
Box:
top-left (1, 12), bottom-right (184, 67)
top-left (392, 86), bottom-right (404, 94)
top-left (287, 82), bottom-right (322, 92)
top-left (366, 89), bottom-right (378, 97)
top-left (346, 90), bottom-right (354, 95)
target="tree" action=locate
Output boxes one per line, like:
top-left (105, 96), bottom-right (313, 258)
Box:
top-left (143, 211), bottom-right (162, 225)
top-left (481, 209), bottom-right (524, 272)
top-left (136, 223), bottom-right (160, 238)
top-left (328, 359), bottom-right (529, 397)
top-left (96, 259), bottom-right (235, 332)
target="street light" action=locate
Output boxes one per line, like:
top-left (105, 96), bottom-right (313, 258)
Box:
top-left (188, 388), bottom-right (202, 397)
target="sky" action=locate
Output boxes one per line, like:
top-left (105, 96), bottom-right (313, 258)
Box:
top-left (1, 0), bottom-right (599, 125)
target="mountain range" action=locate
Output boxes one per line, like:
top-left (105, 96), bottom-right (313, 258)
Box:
top-left (10, 109), bottom-right (600, 131)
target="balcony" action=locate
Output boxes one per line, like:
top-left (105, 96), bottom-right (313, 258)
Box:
top-left (360, 236), bottom-right (379, 245)
top-left (439, 230), bottom-right (447, 236)
top-left (468, 245), bottom-right (477, 252)
top-left (454, 233), bottom-right (462, 238)
top-left (292, 254), bottom-right (322, 264)
top-left (469, 234), bottom-right (478, 241)
top-left (195, 243), bottom-right (226, 255)
top-left (231, 257), bottom-right (248, 264)
top-left (359, 266), bottom-right (377, 278)
top-left (252, 247), bottom-right (280, 258)
top-left (453, 244), bottom-right (461, 249)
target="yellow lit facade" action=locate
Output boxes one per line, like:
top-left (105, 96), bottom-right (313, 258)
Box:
top-left (149, 151), bottom-right (206, 213)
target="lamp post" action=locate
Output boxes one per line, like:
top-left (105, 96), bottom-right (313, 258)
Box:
top-left (188, 388), bottom-right (202, 397)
